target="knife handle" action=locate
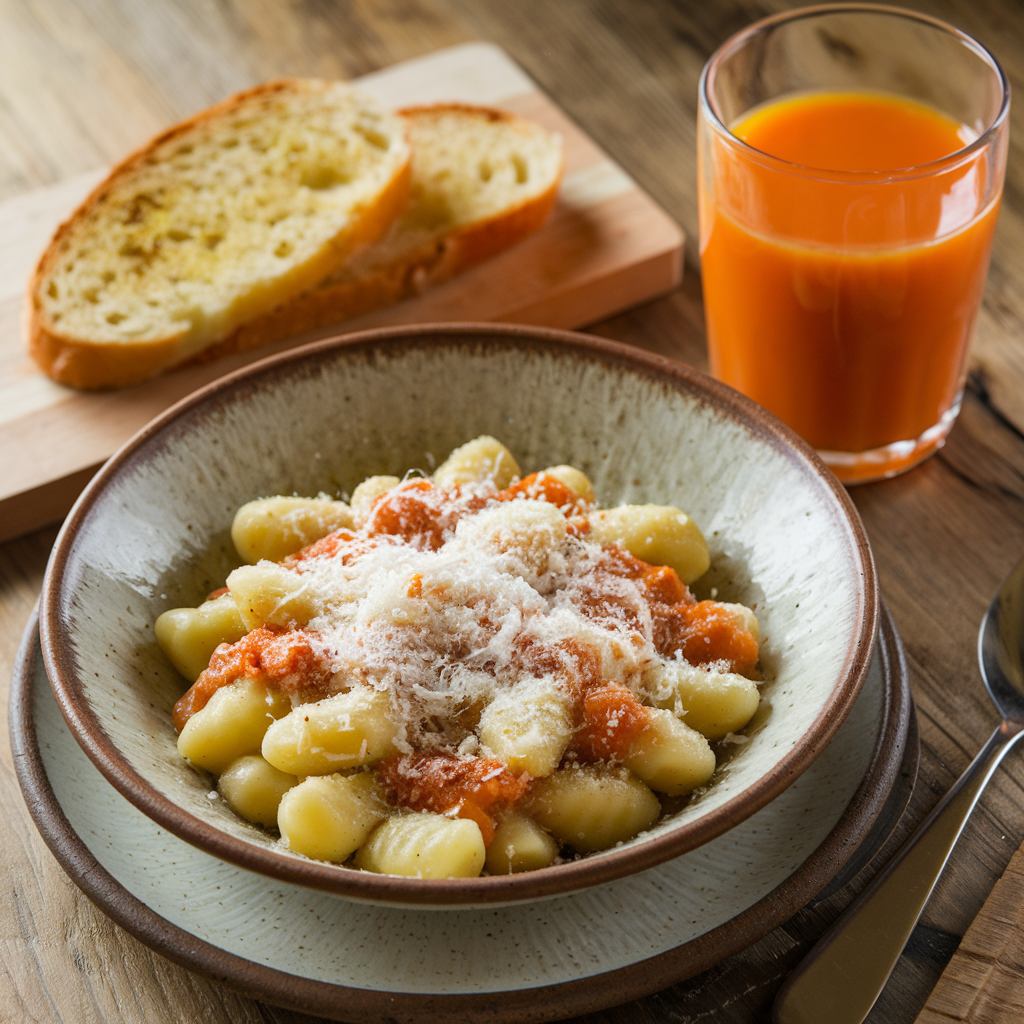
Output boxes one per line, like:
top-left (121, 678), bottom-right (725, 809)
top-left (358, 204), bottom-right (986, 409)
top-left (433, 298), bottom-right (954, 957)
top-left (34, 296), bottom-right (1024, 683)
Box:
top-left (772, 719), bottom-right (1024, 1024)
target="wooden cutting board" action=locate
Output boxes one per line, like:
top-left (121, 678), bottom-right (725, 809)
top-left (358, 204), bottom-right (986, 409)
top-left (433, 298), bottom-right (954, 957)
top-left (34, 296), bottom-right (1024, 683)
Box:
top-left (0, 42), bottom-right (684, 543)
top-left (915, 841), bottom-right (1024, 1023)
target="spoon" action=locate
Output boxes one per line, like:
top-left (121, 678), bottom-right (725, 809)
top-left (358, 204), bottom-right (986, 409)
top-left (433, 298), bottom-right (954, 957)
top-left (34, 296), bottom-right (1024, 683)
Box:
top-left (773, 555), bottom-right (1024, 1024)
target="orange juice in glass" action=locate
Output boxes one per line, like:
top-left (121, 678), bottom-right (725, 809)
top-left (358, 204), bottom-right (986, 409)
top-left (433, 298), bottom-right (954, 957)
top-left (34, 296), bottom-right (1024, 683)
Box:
top-left (698, 5), bottom-right (1009, 483)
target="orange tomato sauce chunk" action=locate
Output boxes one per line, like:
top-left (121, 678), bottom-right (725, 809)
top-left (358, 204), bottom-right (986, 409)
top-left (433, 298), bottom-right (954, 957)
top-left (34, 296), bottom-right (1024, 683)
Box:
top-left (376, 753), bottom-right (531, 846)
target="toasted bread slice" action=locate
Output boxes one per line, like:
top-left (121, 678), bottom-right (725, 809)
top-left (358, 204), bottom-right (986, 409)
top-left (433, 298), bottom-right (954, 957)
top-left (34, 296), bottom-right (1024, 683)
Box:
top-left (28, 79), bottom-right (411, 389)
top-left (215, 104), bottom-right (563, 356)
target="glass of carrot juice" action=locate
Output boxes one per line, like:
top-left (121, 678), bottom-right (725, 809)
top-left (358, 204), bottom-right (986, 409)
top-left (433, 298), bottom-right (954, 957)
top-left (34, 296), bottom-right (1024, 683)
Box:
top-left (698, 5), bottom-right (1009, 483)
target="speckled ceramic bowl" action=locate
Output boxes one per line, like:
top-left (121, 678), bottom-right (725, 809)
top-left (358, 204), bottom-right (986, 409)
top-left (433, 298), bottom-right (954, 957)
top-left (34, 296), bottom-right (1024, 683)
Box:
top-left (40, 323), bottom-right (877, 907)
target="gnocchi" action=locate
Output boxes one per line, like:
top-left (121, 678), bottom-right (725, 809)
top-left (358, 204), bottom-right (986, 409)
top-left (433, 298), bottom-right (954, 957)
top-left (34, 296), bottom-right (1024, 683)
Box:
top-left (227, 562), bottom-right (321, 630)
top-left (355, 812), bottom-right (487, 878)
top-left (218, 755), bottom-right (298, 827)
top-left (279, 773), bottom-right (386, 861)
top-left (177, 678), bottom-right (291, 774)
top-left (159, 438), bottom-right (764, 877)
top-left (526, 764), bottom-right (662, 853)
top-left (232, 496), bottom-right (354, 564)
top-left (155, 593), bottom-right (246, 682)
top-left (486, 812), bottom-right (560, 874)
top-left (586, 504), bottom-right (711, 584)
top-left (477, 685), bottom-right (574, 778)
top-left (432, 435), bottom-right (520, 491)
top-left (261, 688), bottom-right (398, 776)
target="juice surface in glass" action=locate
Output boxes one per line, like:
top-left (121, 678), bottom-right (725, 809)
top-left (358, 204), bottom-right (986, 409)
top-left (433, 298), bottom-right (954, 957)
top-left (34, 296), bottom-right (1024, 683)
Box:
top-left (700, 91), bottom-right (1000, 475)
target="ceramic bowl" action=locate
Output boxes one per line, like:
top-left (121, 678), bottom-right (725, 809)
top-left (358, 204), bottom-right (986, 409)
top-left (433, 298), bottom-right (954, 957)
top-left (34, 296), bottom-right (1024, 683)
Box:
top-left (41, 323), bottom-right (877, 906)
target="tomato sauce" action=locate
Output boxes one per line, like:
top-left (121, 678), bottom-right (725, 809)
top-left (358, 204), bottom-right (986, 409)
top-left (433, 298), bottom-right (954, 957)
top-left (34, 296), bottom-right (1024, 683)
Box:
top-left (513, 636), bottom-right (603, 705)
top-left (660, 602), bottom-right (760, 677)
top-left (178, 478), bottom-right (760, 824)
top-left (576, 546), bottom-right (757, 678)
top-left (701, 91), bottom-right (999, 457)
top-left (497, 472), bottom-right (585, 513)
top-left (365, 479), bottom-right (448, 550)
top-left (376, 753), bottom-right (530, 845)
top-left (172, 626), bottom-right (331, 732)
top-left (282, 528), bottom-right (360, 566)
top-left (572, 687), bottom-right (650, 763)
top-left (639, 564), bottom-right (688, 605)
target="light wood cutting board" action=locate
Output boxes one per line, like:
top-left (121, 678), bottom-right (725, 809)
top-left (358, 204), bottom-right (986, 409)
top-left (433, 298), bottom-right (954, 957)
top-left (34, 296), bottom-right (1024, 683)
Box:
top-left (915, 840), bottom-right (1024, 1023)
top-left (0, 42), bottom-right (684, 543)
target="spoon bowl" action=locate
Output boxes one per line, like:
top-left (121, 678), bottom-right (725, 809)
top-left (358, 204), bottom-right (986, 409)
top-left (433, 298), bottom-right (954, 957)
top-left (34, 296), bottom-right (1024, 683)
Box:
top-left (982, 556), bottom-right (1024, 711)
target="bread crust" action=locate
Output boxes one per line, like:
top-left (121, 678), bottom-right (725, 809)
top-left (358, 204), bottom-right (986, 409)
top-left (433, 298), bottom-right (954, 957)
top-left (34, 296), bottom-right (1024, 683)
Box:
top-left (202, 104), bottom-right (563, 362)
top-left (27, 98), bottom-right (560, 390)
top-left (26, 79), bottom-right (411, 390)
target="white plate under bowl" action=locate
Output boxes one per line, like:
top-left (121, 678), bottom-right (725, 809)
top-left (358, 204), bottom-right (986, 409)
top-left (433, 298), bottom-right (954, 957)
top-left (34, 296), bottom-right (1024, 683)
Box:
top-left (13, 605), bottom-right (912, 1023)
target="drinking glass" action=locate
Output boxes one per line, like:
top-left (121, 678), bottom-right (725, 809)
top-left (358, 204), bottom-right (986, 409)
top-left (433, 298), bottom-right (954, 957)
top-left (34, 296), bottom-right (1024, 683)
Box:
top-left (698, 5), bottom-right (1009, 483)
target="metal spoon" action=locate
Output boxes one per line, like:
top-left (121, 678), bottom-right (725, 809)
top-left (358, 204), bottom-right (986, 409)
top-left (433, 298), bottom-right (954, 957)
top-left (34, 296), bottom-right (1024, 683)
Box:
top-left (773, 555), bottom-right (1024, 1024)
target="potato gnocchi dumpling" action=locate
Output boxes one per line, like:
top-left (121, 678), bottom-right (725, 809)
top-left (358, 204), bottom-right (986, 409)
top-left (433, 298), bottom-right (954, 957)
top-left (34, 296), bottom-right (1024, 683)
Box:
top-left (155, 594), bottom-right (246, 682)
top-left (177, 678), bottom-right (291, 774)
top-left (227, 562), bottom-right (321, 630)
top-left (485, 811), bottom-right (560, 874)
top-left (355, 812), bottom-right (487, 879)
top-left (279, 773), bottom-right (387, 862)
top-left (261, 688), bottom-right (398, 776)
top-left (218, 755), bottom-right (298, 827)
top-left (231, 496), bottom-right (354, 564)
top-left (526, 764), bottom-right (662, 853)
top-left (476, 685), bottom-right (574, 778)
top-left (159, 437), bottom-right (764, 877)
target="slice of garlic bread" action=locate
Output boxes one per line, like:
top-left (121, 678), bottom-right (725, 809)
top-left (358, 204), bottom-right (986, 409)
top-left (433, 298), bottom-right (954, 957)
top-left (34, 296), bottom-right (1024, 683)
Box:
top-left (28, 79), bottom-right (411, 389)
top-left (217, 104), bottom-right (563, 355)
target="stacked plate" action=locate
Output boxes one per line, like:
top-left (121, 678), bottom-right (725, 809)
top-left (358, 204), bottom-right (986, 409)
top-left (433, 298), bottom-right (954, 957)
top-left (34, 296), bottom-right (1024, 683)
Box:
top-left (11, 324), bottom-right (917, 1022)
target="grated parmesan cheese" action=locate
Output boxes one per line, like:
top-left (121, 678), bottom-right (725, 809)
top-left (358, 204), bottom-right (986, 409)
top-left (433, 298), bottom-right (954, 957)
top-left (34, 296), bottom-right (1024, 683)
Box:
top-left (290, 478), bottom-right (659, 753)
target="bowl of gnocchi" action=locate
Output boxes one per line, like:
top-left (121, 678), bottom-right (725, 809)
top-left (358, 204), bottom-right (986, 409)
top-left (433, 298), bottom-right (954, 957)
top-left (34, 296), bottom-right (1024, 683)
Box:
top-left (41, 322), bottom-right (877, 906)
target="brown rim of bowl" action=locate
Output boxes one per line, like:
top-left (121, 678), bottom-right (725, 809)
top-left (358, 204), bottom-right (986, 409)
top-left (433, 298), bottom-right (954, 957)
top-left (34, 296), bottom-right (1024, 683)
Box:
top-left (12, 606), bottom-right (910, 1022)
top-left (39, 322), bottom-right (879, 906)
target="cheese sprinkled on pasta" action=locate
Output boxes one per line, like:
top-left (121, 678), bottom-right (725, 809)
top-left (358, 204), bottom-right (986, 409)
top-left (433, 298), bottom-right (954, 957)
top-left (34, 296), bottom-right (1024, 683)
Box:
top-left (292, 478), bottom-right (656, 752)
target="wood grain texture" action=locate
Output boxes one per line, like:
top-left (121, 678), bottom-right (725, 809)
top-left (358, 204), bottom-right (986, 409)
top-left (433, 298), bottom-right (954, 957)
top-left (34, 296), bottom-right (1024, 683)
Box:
top-left (2, 0), bottom-right (1024, 1022)
top-left (915, 846), bottom-right (1024, 1024)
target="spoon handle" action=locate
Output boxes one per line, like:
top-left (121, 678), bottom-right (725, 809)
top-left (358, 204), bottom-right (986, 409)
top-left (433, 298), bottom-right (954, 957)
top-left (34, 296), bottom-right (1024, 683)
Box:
top-left (773, 718), bottom-right (1024, 1024)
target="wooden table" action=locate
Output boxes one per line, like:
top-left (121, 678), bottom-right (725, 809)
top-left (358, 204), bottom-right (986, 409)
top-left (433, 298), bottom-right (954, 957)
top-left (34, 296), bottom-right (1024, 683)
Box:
top-left (3, 1), bottom-right (1024, 1021)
